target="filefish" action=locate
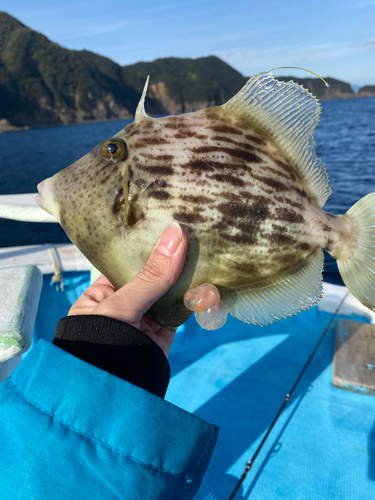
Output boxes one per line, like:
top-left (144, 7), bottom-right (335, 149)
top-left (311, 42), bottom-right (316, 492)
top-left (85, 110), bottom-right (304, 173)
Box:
top-left (36, 73), bottom-right (375, 329)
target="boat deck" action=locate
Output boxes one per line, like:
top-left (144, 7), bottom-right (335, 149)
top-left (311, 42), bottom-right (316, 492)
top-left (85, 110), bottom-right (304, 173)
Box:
top-left (13, 271), bottom-right (375, 499)
top-left (166, 286), bottom-right (375, 499)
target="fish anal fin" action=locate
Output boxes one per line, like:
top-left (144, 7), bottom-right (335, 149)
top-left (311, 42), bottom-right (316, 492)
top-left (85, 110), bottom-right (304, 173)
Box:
top-left (223, 73), bottom-right (331, 208)
top-left (220, 248), bottom-right (324, 326)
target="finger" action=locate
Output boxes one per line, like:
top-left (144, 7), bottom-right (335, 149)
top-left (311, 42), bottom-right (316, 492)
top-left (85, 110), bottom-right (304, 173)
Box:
top-left (92, 273), bottom-right (115, 289)
top-left (69, 274), bottom-right (115, 315)
top-left (93, 221), bottom-right (187, 323)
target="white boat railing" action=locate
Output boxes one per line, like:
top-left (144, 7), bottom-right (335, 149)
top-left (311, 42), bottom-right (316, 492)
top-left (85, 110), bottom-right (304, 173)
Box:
top-left (0, 193), bottom-right (91, 274)
top-left (0, 193), bottom-right (57, 222)
top-left (0, 193), bottom-right (92, 380)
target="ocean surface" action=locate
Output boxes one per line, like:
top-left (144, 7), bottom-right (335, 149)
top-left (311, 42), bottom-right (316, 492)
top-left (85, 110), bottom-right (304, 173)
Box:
top-left (1, 96), bottom-right (375, 285)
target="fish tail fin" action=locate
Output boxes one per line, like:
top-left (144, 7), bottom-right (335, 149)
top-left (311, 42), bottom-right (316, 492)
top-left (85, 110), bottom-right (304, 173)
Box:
top-left (337, 193), bottom-right (375, 311)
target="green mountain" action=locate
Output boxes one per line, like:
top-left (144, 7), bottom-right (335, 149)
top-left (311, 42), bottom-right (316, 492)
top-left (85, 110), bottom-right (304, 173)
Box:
top-left (277, 76), bottom-right (354, 100)
top-left (122, 57), bottom-right (247, 114)
top-left (0, 12), bottom-right (363, 131)
top-left (358, 85), bottom-right (375, 96)
top-left (0, 12), bottom-right (141, 127)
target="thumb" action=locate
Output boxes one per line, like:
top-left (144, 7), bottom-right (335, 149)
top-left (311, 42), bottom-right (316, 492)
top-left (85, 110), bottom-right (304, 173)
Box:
top-left (93, 222), bottom-right (187, 324)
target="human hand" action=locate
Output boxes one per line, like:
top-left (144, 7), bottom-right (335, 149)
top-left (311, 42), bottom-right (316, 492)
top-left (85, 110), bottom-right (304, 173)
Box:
top-left (68, 222), bottom-right (187, 358)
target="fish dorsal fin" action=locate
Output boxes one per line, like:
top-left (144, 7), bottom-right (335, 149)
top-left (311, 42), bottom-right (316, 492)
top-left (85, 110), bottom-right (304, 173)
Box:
top-left (135, 75), bottom-right (151, 121)
top-left (223, 73), bottom-right (331, 208)
top-left (220, 248), bottom-right (324, 326)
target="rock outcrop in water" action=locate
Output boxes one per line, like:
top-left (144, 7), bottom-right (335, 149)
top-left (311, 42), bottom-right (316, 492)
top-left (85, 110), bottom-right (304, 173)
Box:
top-left (277, 76), bottom-right (355, 100)
top-left (0, 119), bottom-right (28, 133)
top-left (0, 11), bottom-right (371, 131)
top-left (358, 85), bottom-right (375, 97)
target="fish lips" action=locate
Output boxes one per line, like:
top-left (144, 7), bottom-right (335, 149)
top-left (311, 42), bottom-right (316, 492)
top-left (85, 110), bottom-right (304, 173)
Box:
top-left (36, 177), bottom-right (60, 219)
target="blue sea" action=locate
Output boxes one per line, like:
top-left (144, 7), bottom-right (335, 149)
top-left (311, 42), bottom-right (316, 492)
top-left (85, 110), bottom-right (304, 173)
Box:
top-left (1, 96), bottom-right (375, 285)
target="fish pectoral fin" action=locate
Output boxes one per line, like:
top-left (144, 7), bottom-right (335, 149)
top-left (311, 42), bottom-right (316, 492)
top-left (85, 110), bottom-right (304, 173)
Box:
top-left (220, 248), bottom-right (324, 326)
top-left (223, 73), bottom-right (331, 208)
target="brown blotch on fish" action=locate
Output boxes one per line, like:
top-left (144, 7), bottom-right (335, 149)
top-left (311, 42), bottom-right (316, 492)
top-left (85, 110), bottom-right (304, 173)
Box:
top-left (138, 165), bottom-right (174, 176)
top-left (100, 175), bottom-right (111, 185)
top-left (127, 129), bottom-right (140, 137)
top-left (263, 231), bottom-right (295, 247)
top-left (146, 154), bottom-right (174, 162)
top-left (174, 131), bottom-right (208, 140)
top-left (193, 145), bottom-right (261, 164)
top-left (149, 191), bottom-right (170, 200)
top-left (298, 242), bottom-right (311, 251)
top-left (272, 224), bottom-right (287, 232)
top-left (274, 196), bottom-right (303, 209)
top-left (210, 174), bottom-right (245, 187)
top-left (253, 175), bottom-right (290, 193)
top-left (210, 125), bottom-right (243, 135)
top-left (322, 224), bottom-right (332, 232)
top-left (186, 159), bottom-right (216, 173)
top-left (244, 134), bottom-right (266, 146)
top-left (164, 123), bottom-right (184, 130)
top-left (173, 212), bottom-right (206, 224)
top-left (218, 199), bottom-right (271, 222)
top-left (214, 220), bottom-right (258, 245)
top-left (205, 111), bottom-right (221, 121)
top-left (274, 207), bottom-right (304, 224)
top-left (232, 260), bottom-right (258, 275)
top-left (238, 192), bottom-right (276, 207)
top-left (211, 135), bottom-right (257, 153)
top-left (181, 194), bottom-right (213, 204)
top-left (133, 137), bottom-right (169, 147)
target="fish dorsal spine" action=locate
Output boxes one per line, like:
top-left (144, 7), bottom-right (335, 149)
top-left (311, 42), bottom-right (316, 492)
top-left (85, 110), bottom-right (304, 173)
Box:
top-left (135, 75), bottom-right (151, 121)
top-left (223, 72), bottom-right (331, 208)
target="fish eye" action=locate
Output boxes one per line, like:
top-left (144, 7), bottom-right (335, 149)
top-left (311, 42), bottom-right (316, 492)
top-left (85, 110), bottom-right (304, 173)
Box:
top-left (101, 138), bottom-right (127, 161)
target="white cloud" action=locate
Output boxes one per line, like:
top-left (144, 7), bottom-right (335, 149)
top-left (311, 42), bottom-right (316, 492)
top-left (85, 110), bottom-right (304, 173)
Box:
top-left (364, 37), bottom-right (375, 48)
top-left (215, 40), bottom-right (371, 77)
top-left (353, 0), bottom-right (375, 6)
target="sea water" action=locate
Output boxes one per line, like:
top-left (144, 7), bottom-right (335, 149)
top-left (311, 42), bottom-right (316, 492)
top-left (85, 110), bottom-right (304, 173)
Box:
top-left (1, 97), bottom-right (375, 284)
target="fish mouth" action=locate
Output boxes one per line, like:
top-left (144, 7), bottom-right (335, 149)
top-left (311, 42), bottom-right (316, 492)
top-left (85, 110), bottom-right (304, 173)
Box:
top-left (35, 180), bottom-right (44, 208)
top-left (35, 177), bottom-right (59, 218)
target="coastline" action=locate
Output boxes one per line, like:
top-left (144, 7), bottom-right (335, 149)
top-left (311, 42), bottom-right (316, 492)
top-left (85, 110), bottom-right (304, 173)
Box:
top-left (1, 94), bottom-right (374, 134)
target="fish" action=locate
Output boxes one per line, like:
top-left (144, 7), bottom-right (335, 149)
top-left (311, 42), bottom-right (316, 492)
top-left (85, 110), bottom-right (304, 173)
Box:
top-left (36, 72), bottom-right (375, 329)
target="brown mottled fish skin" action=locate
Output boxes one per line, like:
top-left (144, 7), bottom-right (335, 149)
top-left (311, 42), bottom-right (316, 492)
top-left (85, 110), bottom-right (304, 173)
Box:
top-left (40, 106), bottom-right (356, 327)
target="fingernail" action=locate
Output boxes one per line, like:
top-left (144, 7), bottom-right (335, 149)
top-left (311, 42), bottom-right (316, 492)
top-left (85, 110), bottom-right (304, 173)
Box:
top-left (156, 221), bottom-right (182, 257)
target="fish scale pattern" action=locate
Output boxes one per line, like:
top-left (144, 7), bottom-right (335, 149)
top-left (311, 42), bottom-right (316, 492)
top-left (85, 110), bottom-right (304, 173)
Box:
top-left (224, 72), bottom-right (331, 208)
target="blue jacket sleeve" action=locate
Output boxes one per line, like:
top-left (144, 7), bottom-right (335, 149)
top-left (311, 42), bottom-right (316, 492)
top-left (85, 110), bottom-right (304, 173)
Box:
top-left (0, 340), bottom-right (218, 500)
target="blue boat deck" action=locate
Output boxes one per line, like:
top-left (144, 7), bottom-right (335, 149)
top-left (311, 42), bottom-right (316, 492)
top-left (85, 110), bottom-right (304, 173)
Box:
top-left (32, 272), bottom-right (375, 500)
top-left (167, 300), bottom-right (375, 499)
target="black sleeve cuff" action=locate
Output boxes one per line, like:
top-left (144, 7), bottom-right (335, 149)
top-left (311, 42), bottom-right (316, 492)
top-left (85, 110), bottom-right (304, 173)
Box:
top-left (52, 315), bottom-right (170, 398)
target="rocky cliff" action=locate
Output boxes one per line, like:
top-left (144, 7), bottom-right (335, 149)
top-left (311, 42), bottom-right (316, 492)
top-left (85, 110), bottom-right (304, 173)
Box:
top-left (0, 12), bottom-right (370, 131)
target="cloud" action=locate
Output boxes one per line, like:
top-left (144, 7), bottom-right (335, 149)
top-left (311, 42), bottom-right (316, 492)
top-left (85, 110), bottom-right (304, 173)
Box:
top-left (215, 40), bottom-right (371, 77)
top-left (353, 0), bottom-right (375, 6)
top-left (364, 37), bottom-right (375, 48)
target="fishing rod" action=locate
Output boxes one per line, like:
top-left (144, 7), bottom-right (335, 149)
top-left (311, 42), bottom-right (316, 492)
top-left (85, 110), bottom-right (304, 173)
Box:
top-left (228, 291), bottom-right (348, 500)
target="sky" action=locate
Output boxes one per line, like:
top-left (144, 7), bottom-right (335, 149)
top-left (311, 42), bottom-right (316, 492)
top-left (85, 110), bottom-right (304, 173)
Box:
top-left (2, 0), bottom-right (375, 87)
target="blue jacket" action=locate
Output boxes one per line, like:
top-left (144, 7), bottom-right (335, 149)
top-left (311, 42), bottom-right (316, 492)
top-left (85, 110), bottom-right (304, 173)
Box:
top-left (0, 340), bottom-right (218, 499)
